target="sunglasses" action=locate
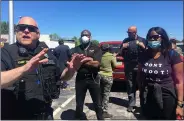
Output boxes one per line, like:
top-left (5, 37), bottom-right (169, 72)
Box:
top-left (149, 35), bottom-right (161, 40)
top-left (16, 24), bottom-right (38, 32)
top-left (81, 34), bottom-right (90, 37)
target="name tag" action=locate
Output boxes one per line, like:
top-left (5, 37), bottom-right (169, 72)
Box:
top-left (17, 60), bottom-right (28, 65)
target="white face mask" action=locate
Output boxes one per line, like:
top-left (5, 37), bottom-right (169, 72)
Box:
top-left (81, 36), bottom-right (90, 44)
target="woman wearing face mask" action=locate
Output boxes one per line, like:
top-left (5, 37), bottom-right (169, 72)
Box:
top-left (137, 27), bottom-right (183, 119)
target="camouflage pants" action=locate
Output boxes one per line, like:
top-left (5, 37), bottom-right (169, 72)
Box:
top-left (100, 75), bottom-right (113, 112)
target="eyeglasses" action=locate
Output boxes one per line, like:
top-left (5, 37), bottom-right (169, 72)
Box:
top-left (16, 24), bottom-right (38, 32)
top-left (149, 35), bottom-right (161, 40)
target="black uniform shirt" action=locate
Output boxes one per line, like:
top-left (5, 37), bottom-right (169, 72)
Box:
top-left (70, 42), bottom-right (102, 74)
top-left (1, 42), bottom-right (66, 97)
top-left (120, 36), bottom-right (147, 63)
top-left (1, 41), bottom-right (67, 119)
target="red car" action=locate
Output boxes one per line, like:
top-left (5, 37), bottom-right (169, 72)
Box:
top-left (99, 41), bottom-right (125, 81)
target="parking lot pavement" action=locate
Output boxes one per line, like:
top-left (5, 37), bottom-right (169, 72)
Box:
top-left (84, 90), bottom-right (143, 120)
top-left (51, 75), bottom-right (76, 111)
top-left (53, 81), bottom-right (144, 120)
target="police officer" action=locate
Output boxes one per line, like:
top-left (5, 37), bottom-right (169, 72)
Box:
top-left (70, 30), bottom-right (104, 120)
top-left (120, 26), bottom-right (146, 112)
top-left (1, 17), bottom-right (91, 120)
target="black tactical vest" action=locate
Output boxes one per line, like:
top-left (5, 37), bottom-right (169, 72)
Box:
top-left (6, 42), bottom-right (60, 102)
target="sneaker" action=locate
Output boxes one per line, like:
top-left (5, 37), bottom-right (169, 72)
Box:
top-left (103, 112), bottom-right (113, 118)
top-left (127, 106), bottom-right (134, 112)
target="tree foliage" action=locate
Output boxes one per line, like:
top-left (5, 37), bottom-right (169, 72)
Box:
top-left (49, 33), bottom-right (61, 41)
top-left (0, 21), bottom-right (16, 34)
top-left (1, 21), bottom-right (9, 34)
top-left (72, 36), bottom-right (80, 47)
top-left (91, 40), bottom-right (99, 46)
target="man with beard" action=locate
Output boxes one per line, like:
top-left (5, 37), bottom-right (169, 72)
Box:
top-left (70, 30), bottom-right (104, 120)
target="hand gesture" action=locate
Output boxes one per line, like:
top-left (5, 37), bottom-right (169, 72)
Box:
top-left (122, 43), bottom-right (129, 48)
top-left (138, 41), bottom-right (146, 49)
top-left (67, 53), bottom-right (93, 71)
top-left (23, 48), bottom-right (49, 72)
top-left (113, 53), bottom-right (118, 57)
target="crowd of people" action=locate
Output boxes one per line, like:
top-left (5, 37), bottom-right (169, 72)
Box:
top-left (1, 16), bottom-right (183, 120)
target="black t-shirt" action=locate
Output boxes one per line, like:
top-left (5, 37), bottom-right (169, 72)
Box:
top-left (139, 50), bottom-right (182, 84)
top-left (70, 43), bottom-right (102, 74)
top-left (120, 36), bottom-right (147, 63)
top-left (53, 44), bottom-right (71, 65)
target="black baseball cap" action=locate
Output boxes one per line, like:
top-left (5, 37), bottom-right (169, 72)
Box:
top-left (81, 30), bottom-right (91, 36)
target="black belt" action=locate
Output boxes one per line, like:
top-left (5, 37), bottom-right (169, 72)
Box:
top-left (77, 73), bottom-right (97, 78)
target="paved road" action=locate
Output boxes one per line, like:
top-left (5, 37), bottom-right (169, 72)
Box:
top-left (52, 77), bottom-right (144, 120)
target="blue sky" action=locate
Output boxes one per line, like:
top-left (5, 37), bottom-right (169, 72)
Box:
top-left (2, 1), bottom-right (183, 41)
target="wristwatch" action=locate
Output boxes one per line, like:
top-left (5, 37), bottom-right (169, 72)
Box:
top-left (177, 101), bottom-right (184, 108)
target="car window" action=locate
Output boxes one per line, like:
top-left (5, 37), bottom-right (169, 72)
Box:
top-left (109, 44), bottom-right (121, 53)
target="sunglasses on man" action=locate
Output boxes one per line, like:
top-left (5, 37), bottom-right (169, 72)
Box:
top-left (16, 24), bottom-right (38, 33)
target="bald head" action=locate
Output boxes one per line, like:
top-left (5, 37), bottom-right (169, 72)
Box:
top-left (18, 16), bottom-right (38, 27)
top-left (16, 16), bottom-right (40, 49)
top-left (127, 26), bottom-right (138, 40)
top-left (128, 26), bottom-right (137, 33)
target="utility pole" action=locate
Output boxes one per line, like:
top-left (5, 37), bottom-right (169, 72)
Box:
top-left (9, 0), bottom-right (14, 44)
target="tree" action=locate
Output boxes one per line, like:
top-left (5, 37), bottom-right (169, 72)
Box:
top-left (0, 21), bottom-right (17, 34)
top-left (1, 21), bottom-right (9, 34)
top-left (75, 40), bottom-right (81, 47)
top-left (91, 40), bottom-right (99, 46)
top-left (71, 36), bottom-right (78, 41)
top-left (72, 36), bottom-right (81, 47)
top-left (49, 33), bottom-right (61, 41)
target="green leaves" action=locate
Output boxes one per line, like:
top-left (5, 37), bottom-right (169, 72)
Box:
top-left (49, 33), bottom-right (61, 41)
top-left (0, 21), bottom-right (16, 34)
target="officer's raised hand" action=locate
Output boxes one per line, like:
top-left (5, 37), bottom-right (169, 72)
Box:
top-left (1, 48), bottom-right (49, 88)
top-left (136, 40), bottom-right (146, 49)
top-left (23, 48), bottom-right (49, 72)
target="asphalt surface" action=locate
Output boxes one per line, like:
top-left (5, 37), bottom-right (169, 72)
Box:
top-left (52, 76), bottom-right (144, 120)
